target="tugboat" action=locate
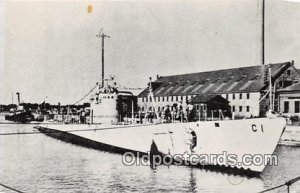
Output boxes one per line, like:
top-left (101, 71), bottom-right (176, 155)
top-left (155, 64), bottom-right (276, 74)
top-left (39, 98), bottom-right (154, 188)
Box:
top-left (5, 92), bottom-right (34, 123)
top-left (36, 32), bottom-right (286, 176)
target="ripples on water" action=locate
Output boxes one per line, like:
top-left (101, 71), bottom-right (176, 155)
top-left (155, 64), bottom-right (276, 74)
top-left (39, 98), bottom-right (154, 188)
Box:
top-left (0, 124), bottom-right (299, 193)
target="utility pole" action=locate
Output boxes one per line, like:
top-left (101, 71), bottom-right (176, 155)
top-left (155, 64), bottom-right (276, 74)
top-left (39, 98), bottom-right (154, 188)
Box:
top-left (262, 0), bottom-right (265, 65)
top-left (96, 31), bottom-right (110, 87)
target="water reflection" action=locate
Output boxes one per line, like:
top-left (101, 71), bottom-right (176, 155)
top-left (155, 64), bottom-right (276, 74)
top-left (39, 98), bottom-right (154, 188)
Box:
top-left (184, 167), bottom-right (264, 193)
top-left (189, 168), bottom-right (197, 193)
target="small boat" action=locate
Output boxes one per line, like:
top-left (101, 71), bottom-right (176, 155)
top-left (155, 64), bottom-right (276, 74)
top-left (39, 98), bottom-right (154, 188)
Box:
top-left (5, 101), bottom-right (34, 124)
top-left (5, 92), bottom-right (34, 123)
top-left (5, 109), bottom-right (34, 123)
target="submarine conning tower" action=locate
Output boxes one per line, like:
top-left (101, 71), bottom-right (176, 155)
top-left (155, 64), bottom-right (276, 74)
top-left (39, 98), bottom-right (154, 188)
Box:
top-left (90, 80), bottom-right (119, 124)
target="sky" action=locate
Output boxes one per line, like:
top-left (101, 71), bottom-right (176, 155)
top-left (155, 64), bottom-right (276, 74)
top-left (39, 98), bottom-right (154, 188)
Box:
top-left (0, 0), bottom-right (300, 105)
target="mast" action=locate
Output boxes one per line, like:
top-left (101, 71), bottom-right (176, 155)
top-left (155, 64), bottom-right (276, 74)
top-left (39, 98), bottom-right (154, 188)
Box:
top-left (96, 31), bottom-right (110, 87)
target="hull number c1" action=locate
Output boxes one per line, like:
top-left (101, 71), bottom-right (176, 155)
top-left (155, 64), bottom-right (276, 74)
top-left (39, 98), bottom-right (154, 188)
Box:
top-left (252, 124), bottom-right (264, 132)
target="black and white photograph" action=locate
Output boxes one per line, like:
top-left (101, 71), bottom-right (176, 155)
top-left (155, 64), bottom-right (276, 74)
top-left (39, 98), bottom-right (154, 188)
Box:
top-left (0, 0), bottom-right (299, 192)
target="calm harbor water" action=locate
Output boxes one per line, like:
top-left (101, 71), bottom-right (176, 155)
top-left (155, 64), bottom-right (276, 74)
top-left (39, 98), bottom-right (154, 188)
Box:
top-left (0, 123), bottom-right (299, 193)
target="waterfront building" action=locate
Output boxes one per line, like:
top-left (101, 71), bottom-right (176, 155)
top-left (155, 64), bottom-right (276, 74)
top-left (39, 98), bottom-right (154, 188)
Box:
top-left (138, 61), bottom-right (298, 118)
top-left (279, 82), bottom-right (300, 117)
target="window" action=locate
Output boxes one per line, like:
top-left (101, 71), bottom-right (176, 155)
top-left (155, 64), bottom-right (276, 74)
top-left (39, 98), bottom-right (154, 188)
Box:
top-left (236, 75), bottom-right (246, 81)
top-left (223, 76), bottom-right (233, 83)
top-left (246, 106), bottom-right (250, 112)
top-left (239, 93), bottom-right (242, 99)
top-left (226, 94), bottom-right (228, 100)
top-left (250, 74), bottom-right (260, 80)
top-left (171, 96), bottom-right (173, 102)
top-left (239, 106), bottom-right (242, 112)
top-left (247, 93), bottom-right (250, 99)
top-left (295, 101), bottom-right (300, 113)
top-left (175, 96), bottom-right (178, 101)
top-left (162, 97), bottom-right (164, 102)
top-left (232, 94), bottom-right (235, 100)
top-left (212, 78), bottom-right (220, 83)
top-left (146, 97), bottom-right (148, 102)
top-left (166, 96), bottom-right (169, 102)
top-left (287, 70), bottom-right (291, 76)
top-left (232, 106), bottom-right (235, 112)
top-left (181, 96), bottom-right (183, 101)
top-left (158, 97), bottom-right (160, 102)
top-left (284, 101), bottom-right (289, 113)
top-left (142, 97), bottom-right (144, 102)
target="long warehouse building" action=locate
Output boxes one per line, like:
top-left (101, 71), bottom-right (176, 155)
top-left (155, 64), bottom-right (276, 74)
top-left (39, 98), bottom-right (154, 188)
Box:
top-left (137, 61), bottom-right (298, 118)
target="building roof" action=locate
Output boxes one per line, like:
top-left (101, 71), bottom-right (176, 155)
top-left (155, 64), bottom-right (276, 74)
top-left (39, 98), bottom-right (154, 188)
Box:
top-left (138, 62), bottom-right (291, 97)
top-left (190, 94), bottom-right (229, 105)
top-left (279, 82), bottom-right (300, 92)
